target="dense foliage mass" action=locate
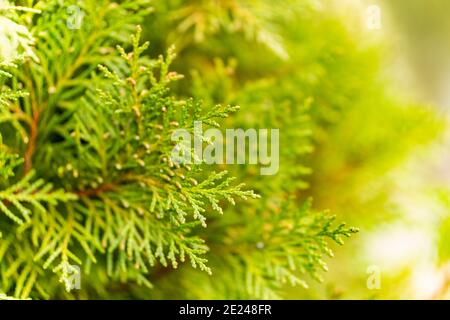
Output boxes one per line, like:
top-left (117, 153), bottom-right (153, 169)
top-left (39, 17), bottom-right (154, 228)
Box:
top-left (0, 0), bottom-right (443, 299)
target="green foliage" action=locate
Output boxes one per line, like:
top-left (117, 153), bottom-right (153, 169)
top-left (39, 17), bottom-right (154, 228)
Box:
top-left (153, 199), bottom-right (357, 299)
top-left (0, 0), bottom-right (364, 300)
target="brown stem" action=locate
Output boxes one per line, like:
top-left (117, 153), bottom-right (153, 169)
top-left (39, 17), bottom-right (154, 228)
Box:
top-left (22, 16), bottom-right (104, 175)
top-left (24, 110), bottom-right (39, 174)
top-left (75, 183), bottom-right (116, 197)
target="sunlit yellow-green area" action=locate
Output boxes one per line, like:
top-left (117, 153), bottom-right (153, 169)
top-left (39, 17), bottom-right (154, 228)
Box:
top-left (292, 0), bottom-right (450, 299)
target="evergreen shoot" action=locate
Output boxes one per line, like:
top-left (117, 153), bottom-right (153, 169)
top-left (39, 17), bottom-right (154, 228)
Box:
top-left (0, 0), bottom-right (362, 299)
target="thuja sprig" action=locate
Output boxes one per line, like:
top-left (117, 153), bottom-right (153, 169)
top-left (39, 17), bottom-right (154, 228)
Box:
top-left (1, 61), bottom-right (75, 226)
top-left (35, 25), bottom-right (260, 288)
top-left (0, 58), bottom-right (28, 107)
top-left (0, 0), bottom-right (361, 299)
top-left (193, 199), bottom-right (359, 299)
top-left (80, 26), bottom-right (259, 225)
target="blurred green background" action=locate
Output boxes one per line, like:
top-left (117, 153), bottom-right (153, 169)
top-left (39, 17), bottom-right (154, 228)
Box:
top-left (294, 0), bottom-right (450, 299)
